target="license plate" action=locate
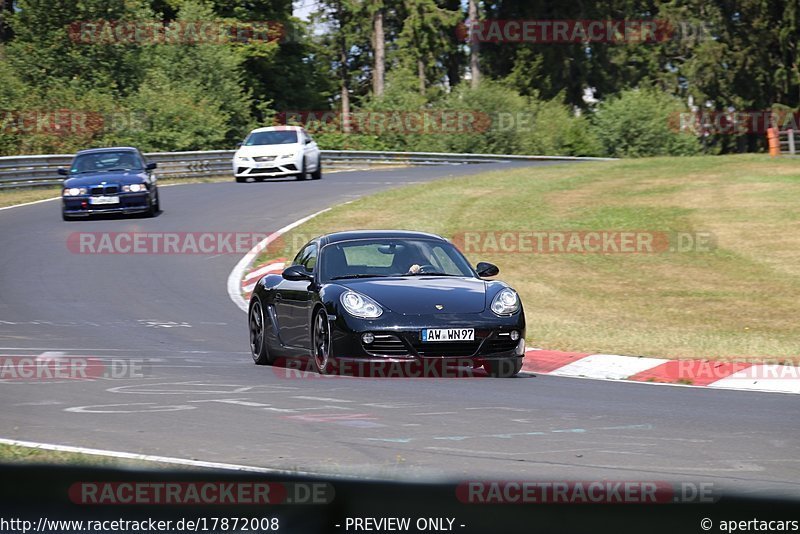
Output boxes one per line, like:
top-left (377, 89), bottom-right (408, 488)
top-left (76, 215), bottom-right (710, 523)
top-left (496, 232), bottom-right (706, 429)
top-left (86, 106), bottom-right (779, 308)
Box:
top-left (421, 328), bottom-right (475, 342)
top-left (89, 196), bottom-right (119, 205)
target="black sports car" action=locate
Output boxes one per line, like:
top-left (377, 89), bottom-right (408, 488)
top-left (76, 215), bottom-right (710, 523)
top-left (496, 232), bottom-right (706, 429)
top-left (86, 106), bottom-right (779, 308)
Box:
top-left (59, 147), bottom-right (160, 220)
top-left (248, 230), bottom-right (526, 377)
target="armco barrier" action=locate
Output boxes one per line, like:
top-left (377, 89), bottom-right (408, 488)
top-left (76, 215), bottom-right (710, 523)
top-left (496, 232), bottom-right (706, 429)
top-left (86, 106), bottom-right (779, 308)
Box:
top-left (0, 149), bottom-right (615, 190)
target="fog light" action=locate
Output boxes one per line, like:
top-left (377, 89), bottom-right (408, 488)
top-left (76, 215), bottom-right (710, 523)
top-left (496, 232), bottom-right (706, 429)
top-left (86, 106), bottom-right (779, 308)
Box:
top-left (510, 330), bottom-right (520, 341)
top-left (362, 333), bottom-right (375, 344)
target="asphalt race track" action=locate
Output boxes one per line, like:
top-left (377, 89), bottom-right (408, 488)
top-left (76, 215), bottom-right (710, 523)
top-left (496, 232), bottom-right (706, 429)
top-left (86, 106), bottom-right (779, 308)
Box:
top-left (0, 162), bottom-right (798, 499)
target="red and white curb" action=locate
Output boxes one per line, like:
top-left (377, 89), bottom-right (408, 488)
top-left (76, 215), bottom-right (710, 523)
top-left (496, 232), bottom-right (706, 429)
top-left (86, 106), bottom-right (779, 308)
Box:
top-left (230, 222), bottom-right (799, 395)
top-left (522, 349), bottom-right (800, 394)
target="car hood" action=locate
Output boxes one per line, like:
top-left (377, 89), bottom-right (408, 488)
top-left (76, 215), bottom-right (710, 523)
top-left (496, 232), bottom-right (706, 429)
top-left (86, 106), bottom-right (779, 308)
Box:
top-left (63, 171), bottom-right (147, 187)
top-left (337, 277), bottom-right (487, 315)
top-left (236, 144), bottom-right (300, 158)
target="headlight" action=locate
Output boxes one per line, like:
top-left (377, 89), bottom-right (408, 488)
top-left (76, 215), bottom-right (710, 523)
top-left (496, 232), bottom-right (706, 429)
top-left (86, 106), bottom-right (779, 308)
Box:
top-left (63, 187), bottom-right (86, 196)
top-left (490, 288), bottom-right (520, 316)
top-left (281, 152), bottom-right (298, 159)
top-left (340, 291), bottom-right (383, 319)
top-left (123, 183), bottom-right (146, 193)
top-left (236, 156), bottom-right (250, 162)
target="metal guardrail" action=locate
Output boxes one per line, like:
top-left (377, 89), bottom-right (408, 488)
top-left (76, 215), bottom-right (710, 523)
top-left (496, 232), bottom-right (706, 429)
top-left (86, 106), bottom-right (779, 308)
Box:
top-left (778, 130), bottom-right (796, 155)
top-left (0, 149), bottom-right (615, 190)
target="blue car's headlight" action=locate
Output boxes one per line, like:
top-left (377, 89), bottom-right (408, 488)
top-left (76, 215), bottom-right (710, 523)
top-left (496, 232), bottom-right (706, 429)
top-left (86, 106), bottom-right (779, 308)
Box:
top-left (490, 288), bottom-right (520, 316)
top-left (63, 187), bottom-right (87, 196)
top-left (123, 183), bottom-right (147, 192)
top-left (340, 291), bottom-right (383, 319)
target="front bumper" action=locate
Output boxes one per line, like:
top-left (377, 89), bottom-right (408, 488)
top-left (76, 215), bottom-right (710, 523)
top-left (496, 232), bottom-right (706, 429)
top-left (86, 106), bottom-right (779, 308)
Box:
top-left (328, 311), bottom-right (526, 363)
top-left (62, 193), bottom-right (150, 216)
top-left (233, 155), bottom-right (302, 178)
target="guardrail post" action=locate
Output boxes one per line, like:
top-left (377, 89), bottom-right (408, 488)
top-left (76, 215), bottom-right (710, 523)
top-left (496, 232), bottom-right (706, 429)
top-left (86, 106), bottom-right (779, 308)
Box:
top-left (788, 129), bottom-right (796, 155)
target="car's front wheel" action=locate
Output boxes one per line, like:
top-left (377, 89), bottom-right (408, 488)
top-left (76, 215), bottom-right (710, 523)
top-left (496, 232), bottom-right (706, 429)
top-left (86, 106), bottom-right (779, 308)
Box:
top-left (249, 297), bottom-right (274, 365)
top-left (311, 158), bottom-right (322, 180)
top-left (484, 358), bottom-right (522, 378)
top-left (312, 308), bottom-right (334, 374)
top-left (295, 159), bottom-right (307, 181)
top-left (235, 176), bottom-right (247, 183)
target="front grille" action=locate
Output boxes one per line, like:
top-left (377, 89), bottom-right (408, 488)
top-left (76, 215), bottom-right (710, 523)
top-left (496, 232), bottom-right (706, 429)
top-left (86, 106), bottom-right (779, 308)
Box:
top-left (89, 185), bottom-right (119, 196)
top-left (363, 334), bottom-right (410, 357)
top-left (253, 156), bottom-right (276, 162)
top-left (251, 167), bottom-right (280, 174)
top-left (413, 340), bottom-right (482, 358)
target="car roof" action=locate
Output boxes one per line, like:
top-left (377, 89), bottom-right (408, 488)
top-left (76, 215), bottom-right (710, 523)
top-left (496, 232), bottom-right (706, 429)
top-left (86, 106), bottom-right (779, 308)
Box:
top-left (319, 230), bottom-right (447, 246)
top-left (248, 125), bottom-right (303, 134)
top-left (75, 147), bottom-right (140, 155)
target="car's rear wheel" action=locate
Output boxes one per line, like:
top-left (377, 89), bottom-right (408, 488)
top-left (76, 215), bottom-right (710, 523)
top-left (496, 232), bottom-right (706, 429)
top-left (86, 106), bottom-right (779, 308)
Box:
top-left (484, 358), bottom-right (522, 378)
top-left (312, 308), bottom-right (334, 374)
top-left (311, 158), bottom-right (322, 180)
top-left (249, 298), bottom-right (273, 365)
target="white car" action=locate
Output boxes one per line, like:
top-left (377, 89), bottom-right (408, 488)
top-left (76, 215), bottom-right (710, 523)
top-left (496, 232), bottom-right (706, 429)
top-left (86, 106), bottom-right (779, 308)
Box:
top-left (233, 126), bottom-right (322, 182)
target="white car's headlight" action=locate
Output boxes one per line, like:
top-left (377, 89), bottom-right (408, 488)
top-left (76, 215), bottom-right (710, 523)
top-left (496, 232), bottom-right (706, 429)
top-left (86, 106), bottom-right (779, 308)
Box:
top-left (490, 288), bottom-right (520, 316)
top-left (340, 291), bottom-right (383, 319)
top-left (63, 187), bottom-right (86, 196)
top-left (236, 156), bottom-right (250, 162)
top-left (123, 183), bottom-right (146, 193)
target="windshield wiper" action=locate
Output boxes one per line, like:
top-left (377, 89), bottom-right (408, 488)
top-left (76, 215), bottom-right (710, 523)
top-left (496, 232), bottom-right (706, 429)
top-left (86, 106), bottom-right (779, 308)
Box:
top-left (330, 274), bottom-right (390, 280)
top-left (101, 168), bottom-right (136, 172)
top-left (405, 272), bottom-right (460, 277)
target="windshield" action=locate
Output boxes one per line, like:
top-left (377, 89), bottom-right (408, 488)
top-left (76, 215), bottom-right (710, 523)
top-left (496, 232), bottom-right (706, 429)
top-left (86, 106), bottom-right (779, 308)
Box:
top-left (70, 151), bottom-right (143, 174)
top-left (243, 130), bottom-right (298, 146)
top-left (320, 238), bottom-right (475, 281)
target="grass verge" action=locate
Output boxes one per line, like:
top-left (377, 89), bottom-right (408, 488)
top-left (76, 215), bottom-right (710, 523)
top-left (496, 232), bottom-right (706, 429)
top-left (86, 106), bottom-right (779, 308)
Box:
top-left (0, 443), bottom-right (176, 469)
top-left (252, 154), bottom-right (800, 363)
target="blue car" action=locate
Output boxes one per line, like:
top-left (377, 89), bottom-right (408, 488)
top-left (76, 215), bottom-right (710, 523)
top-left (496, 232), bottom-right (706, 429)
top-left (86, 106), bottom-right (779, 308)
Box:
top-left (59, 147), bottom-right (160, 221)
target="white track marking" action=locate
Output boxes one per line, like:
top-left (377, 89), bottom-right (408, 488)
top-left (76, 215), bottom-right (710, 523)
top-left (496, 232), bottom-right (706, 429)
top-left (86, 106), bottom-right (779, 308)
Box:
top-left (708, 365), bottom-right (800, 394)
top-left (0, 437), bottom-right (324, 475)
top-left (549, 354), bottom-right (668, 380)
top-left (227, 208), bottom-right (330, 312)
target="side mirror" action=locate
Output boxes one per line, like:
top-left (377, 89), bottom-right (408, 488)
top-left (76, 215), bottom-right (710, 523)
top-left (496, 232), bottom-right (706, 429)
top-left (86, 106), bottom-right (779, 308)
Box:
top-left (57, 168), bottom-right (69, 177)
top-left (476, 262), bottom-right (499, 277)
top-left (146, 162), bottom-right (157, 171)
top-left (237, 142), bottom-right (244, 148)
top-left (305, 138), bottom-right (312, 144)
top-left (282, 264), bottom-right (313, 281)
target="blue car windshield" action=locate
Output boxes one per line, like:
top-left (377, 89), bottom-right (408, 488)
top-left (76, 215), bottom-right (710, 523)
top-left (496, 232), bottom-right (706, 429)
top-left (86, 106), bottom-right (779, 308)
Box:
top-left (320, 239), bottom-right (475, 281)
top-left (70, 151), bottom-right (144, 174)
top-left (244, 131), bottom-right (298, 146)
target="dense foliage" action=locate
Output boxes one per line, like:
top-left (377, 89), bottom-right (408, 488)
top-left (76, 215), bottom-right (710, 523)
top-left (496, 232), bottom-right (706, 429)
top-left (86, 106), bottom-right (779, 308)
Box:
top-left (0, 0), bottom-right (797, 157)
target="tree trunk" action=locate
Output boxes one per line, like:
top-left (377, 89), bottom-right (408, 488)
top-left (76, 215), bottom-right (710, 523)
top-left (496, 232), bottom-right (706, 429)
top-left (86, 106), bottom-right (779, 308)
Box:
top-left (372, 6), bottom-right (385, 97)
top-left (468, 0), bottom-right (480, 89)
top-left (418, 57), bottom-right (426, 96)
top-left (338, 1), bottom-right (351, 133)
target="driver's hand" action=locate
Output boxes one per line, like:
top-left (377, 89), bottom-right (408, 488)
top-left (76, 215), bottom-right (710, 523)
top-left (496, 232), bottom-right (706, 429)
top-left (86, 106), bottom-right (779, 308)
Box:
top-left (407, 264), bottom-right (421, 274)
